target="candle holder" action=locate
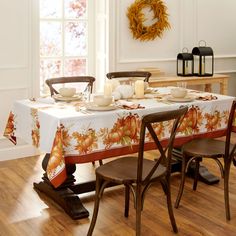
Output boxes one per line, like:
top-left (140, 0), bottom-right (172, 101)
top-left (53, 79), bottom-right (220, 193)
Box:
top-left (177, 47), bottom-right (194, 77)
top-left (192, 40), bottom-right (214, 77)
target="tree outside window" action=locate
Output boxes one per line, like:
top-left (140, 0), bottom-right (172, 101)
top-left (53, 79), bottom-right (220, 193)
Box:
top-left (40, 0), bottom-right (89, 95)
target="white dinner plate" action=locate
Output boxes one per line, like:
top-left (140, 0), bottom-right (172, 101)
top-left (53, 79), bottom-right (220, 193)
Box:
top-left (165, 95), bottom-right (195, 102)
top-left (53, 93), bottom-right (82, 102)
top-left (86, 103), bottom-right (117, 111)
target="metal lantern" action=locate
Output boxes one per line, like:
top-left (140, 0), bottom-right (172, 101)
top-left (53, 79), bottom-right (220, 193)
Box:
top-left (177, 48), bottom-right (194, 76)
top-left (192, 40), bottom-right (214, 76)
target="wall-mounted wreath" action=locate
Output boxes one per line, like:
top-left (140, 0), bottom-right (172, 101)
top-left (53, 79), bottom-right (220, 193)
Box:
top-left (127, 0), bottom-right (170, 41)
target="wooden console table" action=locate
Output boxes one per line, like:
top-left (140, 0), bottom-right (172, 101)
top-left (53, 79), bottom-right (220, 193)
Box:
top-left (148, 74), bottom-right (229, 95)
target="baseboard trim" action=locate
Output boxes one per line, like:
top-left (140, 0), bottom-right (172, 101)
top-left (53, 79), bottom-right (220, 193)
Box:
top-left (0, 137), bottom-right (40, 161)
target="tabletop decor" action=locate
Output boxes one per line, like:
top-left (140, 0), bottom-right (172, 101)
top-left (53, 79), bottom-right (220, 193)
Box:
top-left (192, 40), bottom-right (214, 76)
top-left (3, 88), bottom-right (235, 220)
top-left (134, 80), bottom-right (145, 98)
top-left (127, 0), bottom-right (170, 41)
top-left (177, 48), bottom-right (194, 77)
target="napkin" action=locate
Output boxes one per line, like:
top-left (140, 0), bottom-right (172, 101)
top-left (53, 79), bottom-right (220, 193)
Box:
top-left (196, 95), bottom-right (218, 101)
top-left (116, 100), bottom-right (145, 110)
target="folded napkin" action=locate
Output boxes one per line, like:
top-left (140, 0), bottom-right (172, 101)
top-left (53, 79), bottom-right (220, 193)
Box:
top-left (196, 95), bottom-right (218, 101)
top-left (116, 100), bottom-right (145, 110)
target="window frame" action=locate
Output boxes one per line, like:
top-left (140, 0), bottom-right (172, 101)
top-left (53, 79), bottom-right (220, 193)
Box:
top-left (31, 0), bottom-right (95, 97)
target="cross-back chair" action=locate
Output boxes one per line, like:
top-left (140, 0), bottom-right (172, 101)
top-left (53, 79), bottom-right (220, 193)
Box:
top-left (87, 106), bottom-right (188, 236)
top-left (106, 71), bottom-right (151, 82)
top-left (175, 100), bottom-right (236, 221)
top-left (45, 76), bottom-right (95, 96)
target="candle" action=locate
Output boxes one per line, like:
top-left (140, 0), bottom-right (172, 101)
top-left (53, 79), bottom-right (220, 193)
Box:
top-left (134, 80), bottom-right (144, 98)
top-left (185, 61), bottom-right (189, 75)
top-left (201, 57), bottom-right (205, 75)
top-left (104, 82), bottom-right (113, 97)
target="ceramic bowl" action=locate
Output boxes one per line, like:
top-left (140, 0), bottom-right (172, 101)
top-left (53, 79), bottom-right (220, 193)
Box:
top-left (59, 87), bottom-right (76, 97)
top-left (93, 95), bottom-right (113, 106)
top-left (171, 87), bottom-right (187, 98)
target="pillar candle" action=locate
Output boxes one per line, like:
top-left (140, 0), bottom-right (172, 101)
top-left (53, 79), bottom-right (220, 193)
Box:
top-left (185, 61), bottom-right (189, 75)
top-left (134, 80), bottom-right (144, 98)
top-left (104, 82), bottom-right (113, 97)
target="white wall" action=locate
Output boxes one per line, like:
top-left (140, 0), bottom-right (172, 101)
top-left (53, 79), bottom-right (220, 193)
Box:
top-left (108, 0), bottom-right (236, 78)
top-left (0, 0), bottom-right (39, 160)
top-left (1, 0), bottom-right (236, 160)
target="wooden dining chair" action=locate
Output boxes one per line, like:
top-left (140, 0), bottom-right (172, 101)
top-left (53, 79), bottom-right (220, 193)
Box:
top-left (45, 76), bottom-right (103, 166)
top-left (106, 71), bottom-right (151, 82)
top-left (45, 76), bottom-right (95, 96)
top-left (175, 100), bottom-right (236, 220)
top-left (87, 106), bottom-right (188, 236)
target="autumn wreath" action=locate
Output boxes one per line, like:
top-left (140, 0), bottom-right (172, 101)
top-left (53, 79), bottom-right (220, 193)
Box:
top-left (127, 0), bottom-right (170, 41)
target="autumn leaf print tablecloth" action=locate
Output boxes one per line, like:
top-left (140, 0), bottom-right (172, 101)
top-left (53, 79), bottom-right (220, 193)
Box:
top-left (3, 88), bottom-right (236, 187)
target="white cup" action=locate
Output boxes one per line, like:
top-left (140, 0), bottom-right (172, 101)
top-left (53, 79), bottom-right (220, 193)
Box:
top-left (171, 87), bottom-right (187, 98)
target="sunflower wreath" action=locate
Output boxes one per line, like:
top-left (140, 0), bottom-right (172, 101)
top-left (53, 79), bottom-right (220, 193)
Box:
top-left (127, 0), bottom-right (170, 41)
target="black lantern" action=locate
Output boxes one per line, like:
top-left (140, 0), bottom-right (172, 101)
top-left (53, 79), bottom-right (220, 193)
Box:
top-left (177, 48), bottom-right (194, 76)
top-left (192, 40), bottom-right (214, 76)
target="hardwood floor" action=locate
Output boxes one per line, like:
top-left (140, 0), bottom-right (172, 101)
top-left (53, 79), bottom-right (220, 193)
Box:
top-left (1, 150), bottom-right (236, 235)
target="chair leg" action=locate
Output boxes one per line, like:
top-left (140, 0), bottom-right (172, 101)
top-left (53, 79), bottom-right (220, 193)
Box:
top-left (160, 179), bottom-right (168, 195)
top-left (224, 162), bottom-right (231, 220)
top-left (87, 177), bottom-right (103, 236)
top-left (136, 184), bottom-right (142, 236)
top-left (163, 178), bottom-right (178, 233)
top-left (124, 185), bottom-right (130, 217)
top-left (193, 159), bottom-right (200, 191)
top-left (92, 160), bottom-right (103, 166)
top-left (175, 153), bottom-right (188, 208)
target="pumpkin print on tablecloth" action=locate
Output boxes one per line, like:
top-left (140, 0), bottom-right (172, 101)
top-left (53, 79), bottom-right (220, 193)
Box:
top-left (3, 111), bottom-right (17, 144)
top-left (177, 106), bottom-right (203, 135)
top-left (72, 128), bottom-right (98, 154)
top-left (99, 113), bottom-right (141, 149)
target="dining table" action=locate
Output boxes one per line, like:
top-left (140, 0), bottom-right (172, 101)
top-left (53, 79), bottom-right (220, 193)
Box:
top-left (3, 87), bottom-right (236, 220)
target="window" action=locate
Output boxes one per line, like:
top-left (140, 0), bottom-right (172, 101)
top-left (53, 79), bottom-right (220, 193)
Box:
top-left (39, 0), bottom-right (94, 95)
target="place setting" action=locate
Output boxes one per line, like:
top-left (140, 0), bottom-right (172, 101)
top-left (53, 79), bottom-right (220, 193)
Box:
top-left (85, 95), bottom-right (117, 111)
top-left (52, 87), bottom-right (83, 102)
top-left (82, 79), bottom-right (148, 111)
top-left (164, 83), bottom-right (196, 103)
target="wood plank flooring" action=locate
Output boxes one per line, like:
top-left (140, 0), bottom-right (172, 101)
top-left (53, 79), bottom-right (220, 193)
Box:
top-left (1, 150), bottom-right (236, 235)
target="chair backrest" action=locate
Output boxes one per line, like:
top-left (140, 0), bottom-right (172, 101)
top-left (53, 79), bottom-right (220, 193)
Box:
top-left (106, 71), bottom-right (151, 82)
top-left (137, 106), bottom-right (188, 184)
top-left (225, 100), bottom-right (236, 159)
top-left (45, 76), bottom-right (96, 96)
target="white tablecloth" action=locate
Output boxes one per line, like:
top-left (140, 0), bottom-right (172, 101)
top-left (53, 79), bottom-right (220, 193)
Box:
top-left (4, 88), bottom-right (235, 187)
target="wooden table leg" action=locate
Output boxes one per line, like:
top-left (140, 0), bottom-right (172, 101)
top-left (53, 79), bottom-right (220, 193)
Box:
top-left (33, 154), bottom-right (89, 220)
top-left (220, 79), bottom-right (228, 95)
top-left (205, 84), bottom-right (212, 93)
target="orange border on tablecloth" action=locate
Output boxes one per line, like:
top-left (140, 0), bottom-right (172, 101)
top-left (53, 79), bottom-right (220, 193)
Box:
top-left (65, 129), bottom-right (227, 165)
top-left (49, 167), bottom-right (67, 188)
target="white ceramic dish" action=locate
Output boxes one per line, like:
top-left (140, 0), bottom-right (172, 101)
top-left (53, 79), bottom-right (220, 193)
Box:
top-left (170, 88), bottom-right (187, 98)
top-left (165, 95), bottom-right (195, 102)
top-left (59, 87), bottom-right (76, 97)
top-left (86, 103), bottom-right (116, 111)
top-left (93, 95), bottom-right (113, 106)
top-left (53, 93), bottom-right (82, 102)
